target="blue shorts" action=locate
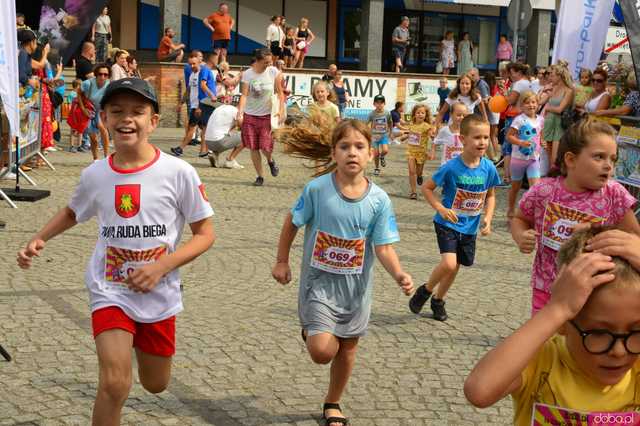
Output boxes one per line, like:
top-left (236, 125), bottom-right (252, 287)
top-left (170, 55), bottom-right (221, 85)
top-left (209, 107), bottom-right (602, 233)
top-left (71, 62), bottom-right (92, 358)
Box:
top-left (502, 141), bottom-right (512, 156)
top-left (373, 135), bottom-right (389, 148)
top-left (213, 39), bottom-right (230, 50)
top-left (392, 46), bottom-right (406, 59)
top-left (510, 158), bottom-right (541, 182)
top-left (87, 114), bottom-right (101, 134)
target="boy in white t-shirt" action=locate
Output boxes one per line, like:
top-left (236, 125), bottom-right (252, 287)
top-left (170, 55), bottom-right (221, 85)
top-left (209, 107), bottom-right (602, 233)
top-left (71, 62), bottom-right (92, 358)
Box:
top-left (431, 102), bottom-right (467, 165)
top-left (17, 78), bottom-right (216, 424)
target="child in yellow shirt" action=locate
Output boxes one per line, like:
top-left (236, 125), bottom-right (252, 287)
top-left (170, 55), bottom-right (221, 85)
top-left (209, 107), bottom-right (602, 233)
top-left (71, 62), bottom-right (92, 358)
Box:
top-left (465, 226), bottom-right (640, 425)
top-left (402, 104), bottom-right (434, 200)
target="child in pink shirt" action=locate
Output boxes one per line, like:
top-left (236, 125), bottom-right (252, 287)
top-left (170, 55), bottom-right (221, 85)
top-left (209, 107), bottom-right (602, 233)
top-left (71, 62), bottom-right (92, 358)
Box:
top-left (511, 119), bottom-right (639, 314)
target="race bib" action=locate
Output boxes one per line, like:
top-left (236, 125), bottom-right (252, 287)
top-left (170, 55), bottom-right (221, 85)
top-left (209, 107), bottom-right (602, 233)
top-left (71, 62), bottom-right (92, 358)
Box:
top-left (451, 188), bottom-right (486, 216)
top-left (104, 245), bottom-right (167, 290)
top-left (541, 202), bottom-right (605, 250)
top-left (407, 132), bottom-right (421, 146)
top-left (311, 230), bottom-right (365, 275)
top-left (444, 142), bottom-right (463, 162)
top-left (373, 117), bottom-right (387, 133)
top-left (532, 403), bottom-right (640, 426)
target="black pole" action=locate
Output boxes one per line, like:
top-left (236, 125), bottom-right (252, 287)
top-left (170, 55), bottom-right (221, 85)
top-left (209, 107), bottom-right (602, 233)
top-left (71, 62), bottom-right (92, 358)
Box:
top-left (0, 344), bottom-right (11, 361)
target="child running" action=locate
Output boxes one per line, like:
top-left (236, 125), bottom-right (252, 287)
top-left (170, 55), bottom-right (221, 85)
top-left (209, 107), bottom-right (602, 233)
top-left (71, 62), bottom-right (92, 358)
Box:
top-left (272, 117), bottom-right (414, 426)
top-left (16, 78), bottom-right (216, 424)
top-left (308, 80), bottom-right (340, 123)
top-left (431, 102), bottom-right (467, 165)
top-left (409, 115), bottom-right (500, 321)
top-left (403, 103), bottom-right (435, 200)
top-left (465, 226), bottom-right (640, 425)
top-left (511, 118), bottom-right (640, 315)
top-left (367, 95), bottom-right (392, 176)
top-left (505, 90), bottom-right (544, 218)
top-left (67, 78), bottom-right (83, 153)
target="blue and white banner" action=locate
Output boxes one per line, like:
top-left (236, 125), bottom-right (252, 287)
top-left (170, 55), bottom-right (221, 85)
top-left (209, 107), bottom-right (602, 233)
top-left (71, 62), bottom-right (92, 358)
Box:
top-left (0, 0), bottom-right (19, 139)
top-left (552, 0), bottom-right (616, 80)
top-left (619, 0), bottom-right (640, 84)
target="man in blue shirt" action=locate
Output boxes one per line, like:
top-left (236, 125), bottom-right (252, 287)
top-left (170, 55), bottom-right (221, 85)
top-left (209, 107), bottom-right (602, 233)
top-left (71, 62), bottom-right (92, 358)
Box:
top-left (171, 51), bottom-right (217, 157)
top-left (18, 30), bottom-right (37, 87)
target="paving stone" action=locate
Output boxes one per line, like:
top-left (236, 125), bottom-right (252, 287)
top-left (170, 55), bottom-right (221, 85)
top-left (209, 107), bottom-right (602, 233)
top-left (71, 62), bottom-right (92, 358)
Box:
top-left (0, 135), bottom-right (528, 424)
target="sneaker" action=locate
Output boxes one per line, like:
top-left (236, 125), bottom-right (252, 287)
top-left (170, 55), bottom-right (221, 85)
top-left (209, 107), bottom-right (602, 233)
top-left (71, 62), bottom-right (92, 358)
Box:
top-left (373, 168), bottom-right (380, 176)
top-left (380, 155), bottom-right (386, 167)
top-left (189, 139), bottom-right (200, 146)
top-left (2, 171), bottom-right (16, 180)
top-left (77, 145), bottom-right (87, 153)
top-left (268, 160), bottom-right (279, 177)
top-left (45, 146), bottom-right (57, 152)
top-left (253, 176), bottom-right (264, 186)
top-left (208, 152), bottom-right (219, 168)
top-left (170, 147), bottom-right (183, 157)
top-left (198, 150), bottom-right (213, 158)
top-left (224, 159), bottom-right (244, 169)
top-left (417, 175), bottom-right (423, 186)
top-left (409, 285), bottom-right (432, 314)
top-left (431, 298), bottom-right (448, 321)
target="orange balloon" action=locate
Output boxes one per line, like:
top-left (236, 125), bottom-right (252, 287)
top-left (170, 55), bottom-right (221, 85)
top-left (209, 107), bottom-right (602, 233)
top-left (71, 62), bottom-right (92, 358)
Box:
top-left (489, 95), bottom-right (508, 113)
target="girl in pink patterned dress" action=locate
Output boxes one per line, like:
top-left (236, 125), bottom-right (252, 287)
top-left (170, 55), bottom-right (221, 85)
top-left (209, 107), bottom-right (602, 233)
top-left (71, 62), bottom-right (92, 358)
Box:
top-left (511, 118), bottom-right (640, 315)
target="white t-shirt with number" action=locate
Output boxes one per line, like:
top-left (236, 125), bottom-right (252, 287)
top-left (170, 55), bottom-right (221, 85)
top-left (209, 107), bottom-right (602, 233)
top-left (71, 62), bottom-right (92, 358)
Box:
top-left (241, 65), bottom-right (279, 117)
top-left (433, 125), bottom-right (463, 165)
top-left (69, 149), bottom-right (214, 323)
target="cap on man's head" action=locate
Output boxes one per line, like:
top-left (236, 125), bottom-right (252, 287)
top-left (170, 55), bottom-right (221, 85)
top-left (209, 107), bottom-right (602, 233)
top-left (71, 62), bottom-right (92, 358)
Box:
top-left (18, 29), bottom-right (36, 44)
top-left (374, 95), bottom-right (386, 103)
top-left (100, 78), bottom-right (159, 113)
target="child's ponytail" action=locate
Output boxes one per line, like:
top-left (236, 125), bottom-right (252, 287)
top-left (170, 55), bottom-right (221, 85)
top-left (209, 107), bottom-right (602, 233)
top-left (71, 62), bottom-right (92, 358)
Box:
top-left (274, 113), bottom-right (372, 176)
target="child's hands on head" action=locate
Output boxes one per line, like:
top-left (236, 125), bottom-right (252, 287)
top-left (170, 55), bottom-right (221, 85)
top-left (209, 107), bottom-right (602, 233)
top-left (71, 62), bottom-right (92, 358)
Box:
top-left (587, 229), bottom-right (640, 271)
top-left (549, 252), bottom-right (615, 320)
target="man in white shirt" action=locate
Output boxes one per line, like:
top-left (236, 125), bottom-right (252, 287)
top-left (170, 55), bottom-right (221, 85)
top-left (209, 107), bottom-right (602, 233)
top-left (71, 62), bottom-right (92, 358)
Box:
top-left (205, 101), bottom-right (243, 168)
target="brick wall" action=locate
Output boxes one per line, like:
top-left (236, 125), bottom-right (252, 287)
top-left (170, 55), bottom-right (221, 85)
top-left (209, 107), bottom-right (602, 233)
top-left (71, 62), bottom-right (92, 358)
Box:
top-left (140, 63), bottom-right (186, 128)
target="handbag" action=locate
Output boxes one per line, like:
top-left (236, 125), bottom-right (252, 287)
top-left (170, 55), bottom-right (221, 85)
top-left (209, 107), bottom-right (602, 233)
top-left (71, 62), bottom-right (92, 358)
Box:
top-left (435, 61), bottom-right (443, 74)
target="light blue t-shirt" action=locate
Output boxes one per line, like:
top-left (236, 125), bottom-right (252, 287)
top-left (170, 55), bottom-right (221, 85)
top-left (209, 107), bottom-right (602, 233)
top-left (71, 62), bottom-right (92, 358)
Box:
top-left (81, 78), bottom-right (110, 111)
top-left (432, 156), bottom-right (501, 235)
top-left (184, 65), bottom-right (217, 103)
top-left (291, 172), bottom-right (399, 337)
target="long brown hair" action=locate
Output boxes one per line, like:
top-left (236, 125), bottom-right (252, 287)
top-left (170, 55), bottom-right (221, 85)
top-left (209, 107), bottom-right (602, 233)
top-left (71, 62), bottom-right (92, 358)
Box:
top-left (449, 75), bottom-right (480, 101)
top-left (549, 117), bottom-right (617, 177)
top-left (274, 115), bottom-right (371, 176)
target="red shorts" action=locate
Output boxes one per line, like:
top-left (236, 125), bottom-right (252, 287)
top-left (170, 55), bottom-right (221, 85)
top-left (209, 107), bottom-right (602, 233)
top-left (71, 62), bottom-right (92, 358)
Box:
top-left (241, 113), bottom-right (273, 152)
top-left (92, 306), bottom-right (176, 357)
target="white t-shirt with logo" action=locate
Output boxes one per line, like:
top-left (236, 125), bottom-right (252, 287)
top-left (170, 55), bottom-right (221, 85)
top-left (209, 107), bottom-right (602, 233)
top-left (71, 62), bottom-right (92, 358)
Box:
top-left (433, 125), bottom-right (464, 165)
top-left (69, 149), bottom-right (214, 323)
top-left (241, 66), bottom-right (279, 117)
top-left (445, 95), bottom-right (481, 113)
top-left (189, 71), bottom-right (200, 109)
top-left (206, 104), bottom-right (238, 141)
top-left (511, 78), bottom-right (532, 96)
top-left (510, 113), bottom-right (544, 161)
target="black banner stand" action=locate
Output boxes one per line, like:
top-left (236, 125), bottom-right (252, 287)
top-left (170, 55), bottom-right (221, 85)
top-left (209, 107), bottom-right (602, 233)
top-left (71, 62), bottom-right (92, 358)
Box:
top-left (1, 136), bottom-right (50, 202)
top-left (0, 344), bottom-right (11, 362)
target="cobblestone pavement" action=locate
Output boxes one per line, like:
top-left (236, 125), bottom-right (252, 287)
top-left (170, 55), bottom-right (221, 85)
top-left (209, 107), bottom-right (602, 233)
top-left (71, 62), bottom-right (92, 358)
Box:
top-left (0, 130), bottom-right (533, 425)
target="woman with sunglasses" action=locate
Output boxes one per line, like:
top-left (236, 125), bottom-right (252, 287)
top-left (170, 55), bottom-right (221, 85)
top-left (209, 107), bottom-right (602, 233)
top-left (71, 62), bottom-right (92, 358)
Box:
top-left (581, 69), bottom-right (611, 114)
top-left (77, 64), bottom-right (111, 161)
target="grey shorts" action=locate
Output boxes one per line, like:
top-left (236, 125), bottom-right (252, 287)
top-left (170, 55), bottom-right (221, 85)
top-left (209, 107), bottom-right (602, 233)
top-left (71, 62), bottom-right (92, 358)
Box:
top-left (206, 131), bottom-right (242, 154)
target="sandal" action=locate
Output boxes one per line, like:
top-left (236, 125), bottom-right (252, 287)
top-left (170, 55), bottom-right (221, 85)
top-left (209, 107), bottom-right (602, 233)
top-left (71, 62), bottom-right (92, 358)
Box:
top-left (409, 192), bottom-right (417, 200)
top-left (322, 402), bottom-right (349, 426)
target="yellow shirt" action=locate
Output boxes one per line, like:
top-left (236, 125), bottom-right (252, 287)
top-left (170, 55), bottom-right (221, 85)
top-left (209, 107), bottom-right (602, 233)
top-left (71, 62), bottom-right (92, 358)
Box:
top-left (513, 335), bottom-right (640, 426)
top-left (309, 102), bottom-right (340, 122)
top-left (574, 85), bottom-right (594, 107)
top-left (405, 122), bottom-right (432, 151)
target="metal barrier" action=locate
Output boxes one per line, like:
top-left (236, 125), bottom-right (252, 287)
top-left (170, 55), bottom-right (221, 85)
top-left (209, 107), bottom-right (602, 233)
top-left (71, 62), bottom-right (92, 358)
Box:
top-left (593, 115), bottom-right (640, 217)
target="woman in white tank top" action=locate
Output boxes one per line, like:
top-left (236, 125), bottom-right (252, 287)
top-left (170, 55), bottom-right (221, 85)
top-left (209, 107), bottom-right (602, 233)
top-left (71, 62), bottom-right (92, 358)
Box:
top-left (582, 69), bottom-right (611, 114)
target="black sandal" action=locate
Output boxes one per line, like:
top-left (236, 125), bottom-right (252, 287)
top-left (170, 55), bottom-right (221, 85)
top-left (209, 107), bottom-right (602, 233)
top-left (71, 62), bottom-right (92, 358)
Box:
top-left (322, 402), bottom-right (349, 426)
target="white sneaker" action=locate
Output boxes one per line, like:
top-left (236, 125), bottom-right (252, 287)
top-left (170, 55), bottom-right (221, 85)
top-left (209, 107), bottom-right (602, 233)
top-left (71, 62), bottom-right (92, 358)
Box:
top-left (45, 146), bottom-right (58, 152)
top-left (2, 171), bottom-right (16, 179)
top-left (224, 159), bottom-right (244, 169)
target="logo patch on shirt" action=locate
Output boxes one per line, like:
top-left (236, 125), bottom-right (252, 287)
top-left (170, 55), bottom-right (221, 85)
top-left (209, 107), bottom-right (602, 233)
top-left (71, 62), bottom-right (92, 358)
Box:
top-left (115, 184), bottom-right (141, 218)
